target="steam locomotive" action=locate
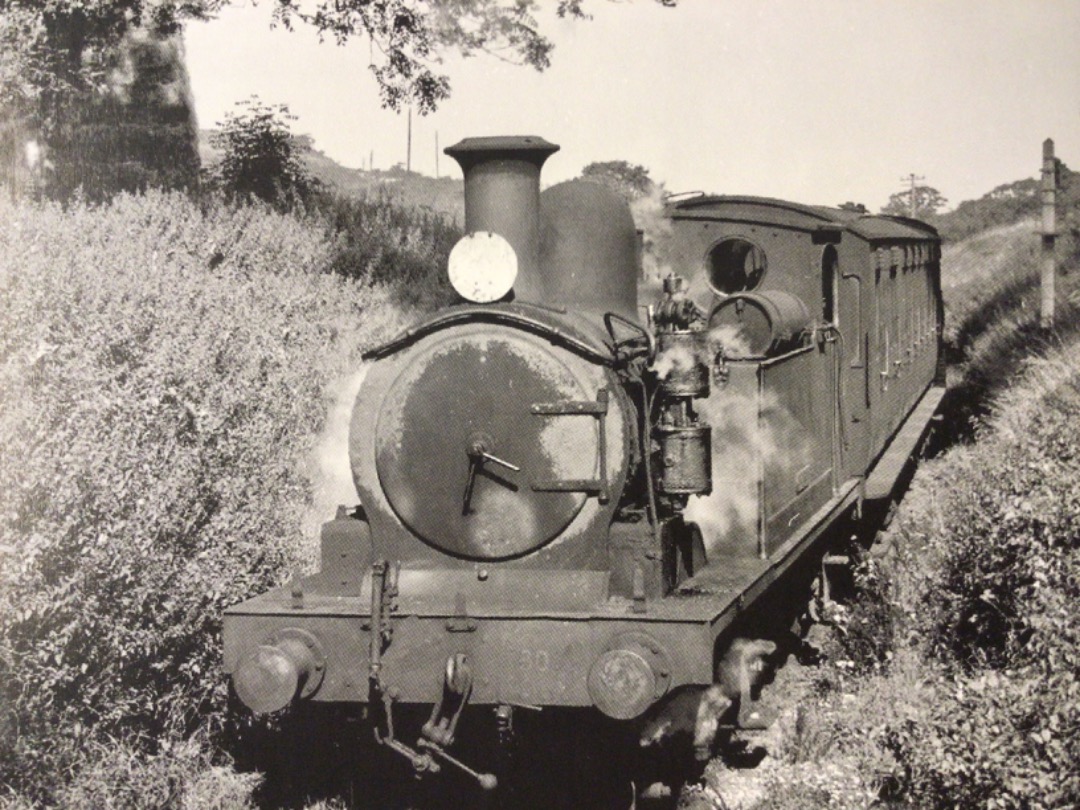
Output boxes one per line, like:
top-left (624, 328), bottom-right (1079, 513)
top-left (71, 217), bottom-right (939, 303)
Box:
top-left (223, 136), bottom-right (944, 803)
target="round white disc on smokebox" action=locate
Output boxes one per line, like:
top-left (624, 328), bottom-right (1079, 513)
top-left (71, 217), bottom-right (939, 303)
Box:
top-left (447, 231), bottom-right (518, 303)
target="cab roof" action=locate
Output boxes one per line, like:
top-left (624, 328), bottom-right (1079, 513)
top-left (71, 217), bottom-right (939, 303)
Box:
top-left (669, 194), bottom-right (939, 242)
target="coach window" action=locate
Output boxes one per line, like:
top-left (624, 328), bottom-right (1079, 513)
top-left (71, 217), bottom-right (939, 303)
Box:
top-left (821, 246), bottom-right (839, 324)
top-left (706, 238), bottom-right (767, 295)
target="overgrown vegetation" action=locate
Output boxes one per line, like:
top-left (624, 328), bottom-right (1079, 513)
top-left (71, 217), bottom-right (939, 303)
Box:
top-left (4, 130), bottom-right (1077, 808)
top-left (0, 191), bottom-right (424, 806)
top-left (43, 28), bottom-right (201, 202)
top-left (312, 191), bottom-right (459, 309)
top-left (930, 162), bottom-right (1080, 244)
top-left (1, 0), bottom-right (679, 201)
top-left (207, 97), bottom-right (317, 210)
top-left (748, 218), bottom-right (1080, 809)
top-left (201, 98), bottom-right (460, 307)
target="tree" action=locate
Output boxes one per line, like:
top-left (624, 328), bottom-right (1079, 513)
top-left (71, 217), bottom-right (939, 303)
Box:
top-left (208, 96), bottom-right (315, 209)
top-left (838, 201), bottom-right (869, 214)
top-left (44, 28), bottom-right (200, 201)
top-left (3, 1), bottom-right (679, 122)
top-left (1, 2), bottom-right (207, 199)
top-left (882, 185), bottom-right (948, 219)
top-left (3, 0), bottom-right (679, 198)
top-left (0, 1), bottom-right (207, 119)
top-left (580, 160), bottom-right (655, 202)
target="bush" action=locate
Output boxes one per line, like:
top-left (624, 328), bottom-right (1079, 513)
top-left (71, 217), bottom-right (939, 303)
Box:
top-left (0, 191), bottom-right (407, 803)
top-left (796, 347), bottom-right (1080, 809)
top-left (930, 163), bottom-right (1080, 245)
top-left (311, 189), bottom-right (460, 309)
top-left (207, 97), bottom-right (316, 210)
top-left (755, 215), bottom-right (1080, 808)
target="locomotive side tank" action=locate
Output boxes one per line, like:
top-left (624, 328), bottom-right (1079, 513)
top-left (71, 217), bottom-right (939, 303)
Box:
top-left (223, 136), bottom-right (945, 797)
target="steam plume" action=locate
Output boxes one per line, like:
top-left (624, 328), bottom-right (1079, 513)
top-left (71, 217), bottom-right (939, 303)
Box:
top-left (631, 184), bottom-right (673, 284)
top-left (684, 389), bottom-right (814, 555)
top-left (303, 366), bottom-right (368, 547)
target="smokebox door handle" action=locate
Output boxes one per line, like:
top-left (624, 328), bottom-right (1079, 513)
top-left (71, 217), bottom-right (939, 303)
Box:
top-left (529, 388), bottom-right (609, 503)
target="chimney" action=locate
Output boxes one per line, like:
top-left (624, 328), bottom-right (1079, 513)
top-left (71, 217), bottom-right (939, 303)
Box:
top-left (444, 136), bottom-right (559, 303)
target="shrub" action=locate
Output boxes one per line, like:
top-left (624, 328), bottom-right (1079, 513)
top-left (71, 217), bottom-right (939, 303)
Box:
top-left (931, 162), bottom-right (1080, 244)
top-left (311, 189), bottom-right (460, 309)
top-left (207, 97), bottom-right (316, 210)
top-left (757, 217), bottom-right (1080, 809)
top-left (804, 347), bottom-right (1080, 809)
top-left (0, 191), bottom-right (406, 802)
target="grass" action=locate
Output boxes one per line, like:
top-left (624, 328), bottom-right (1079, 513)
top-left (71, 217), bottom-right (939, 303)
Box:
top-left (938, 220), bottom-right (1080, 443)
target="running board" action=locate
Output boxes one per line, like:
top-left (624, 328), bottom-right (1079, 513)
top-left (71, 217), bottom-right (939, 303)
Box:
top-left (864, 385), bottom-right (946, 503)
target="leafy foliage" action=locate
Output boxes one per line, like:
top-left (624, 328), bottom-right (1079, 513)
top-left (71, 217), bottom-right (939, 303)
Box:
top-left (881, 184), bottom-right (948, 218)
top-left (869, 358), bottom-right (1080, 807)
top-left (2, 14), bottom-right (201, 201)
top-left (3, 1), bottom-right (680, 125)
top-left (0, 190), bottom-right (409, 803)
top-left (0, 0), bottom-right (213, 133)
top-left (837, 201), bottom-right (868, 214)
top-left (757, 220), bottom-right (1080, 809)
top-left (45, 28), bottom-right (200, 201)
top-left (764, 346), bottom-right (1080, 809)
top-left (580, 159), bottom-right (656, 201)
top-left (932, 162), bottom-right (1080, 244)
top-left (312, 189), bottom-right (460, 309)
top-left (207, 97), bottom-right (315, 210)
top-left (271, 0), bottom-right (677, 113)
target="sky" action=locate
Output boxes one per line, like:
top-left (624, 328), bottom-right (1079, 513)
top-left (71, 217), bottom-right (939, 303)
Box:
top-left (185, 0), bottom-right (1080, 212)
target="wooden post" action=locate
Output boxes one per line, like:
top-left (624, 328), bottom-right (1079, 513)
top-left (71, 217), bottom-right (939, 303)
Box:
top-left (1040, 138), bottom-right (1058, 329)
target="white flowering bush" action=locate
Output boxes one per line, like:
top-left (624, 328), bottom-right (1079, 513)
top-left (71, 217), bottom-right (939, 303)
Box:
top-left (0, 191), bottom-right (408, 803)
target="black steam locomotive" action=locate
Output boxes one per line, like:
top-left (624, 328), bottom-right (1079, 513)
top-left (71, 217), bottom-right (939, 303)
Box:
top-left (224, 136), bottom-right (944, 802)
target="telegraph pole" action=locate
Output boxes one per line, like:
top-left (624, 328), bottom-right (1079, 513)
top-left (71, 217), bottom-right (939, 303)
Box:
top-left (406, 106), bottom-right (412, 173)
top-left (1040, 138), bottom-right (1059, 329)
top-left (900, 173), bottom-right (925, 217)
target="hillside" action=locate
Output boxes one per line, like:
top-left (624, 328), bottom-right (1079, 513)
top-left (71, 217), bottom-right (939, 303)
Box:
top-left (929, 161), bottom-right (1079, 243)
top-left (198, 130), bottom-right (464, 223)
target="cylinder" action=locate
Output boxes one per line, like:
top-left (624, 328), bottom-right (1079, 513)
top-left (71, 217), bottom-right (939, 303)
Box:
top-left (444, 136), bottom-right (559, 304)
top-left (655, 331), bottom-right (710, 398)
top-left (709, 290), bottom-right (811, 358)
top-left (656, 424), bottom-right (712, 495)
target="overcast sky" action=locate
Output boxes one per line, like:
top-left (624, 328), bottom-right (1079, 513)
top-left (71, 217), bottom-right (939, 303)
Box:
top-left (185, 0), bottom-right (1080, 211)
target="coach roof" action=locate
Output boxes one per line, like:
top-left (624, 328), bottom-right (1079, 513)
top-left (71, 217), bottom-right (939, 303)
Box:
top-left (669, 194), bottom-right (938, 242)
